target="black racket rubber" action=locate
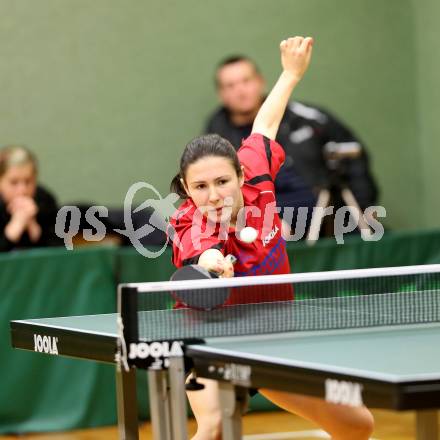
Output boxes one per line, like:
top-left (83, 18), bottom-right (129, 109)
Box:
top-left (170, 265), bottom-right (229, 310)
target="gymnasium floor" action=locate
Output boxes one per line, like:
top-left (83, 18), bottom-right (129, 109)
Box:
top-left (1, 409), bottom-right (436, 440)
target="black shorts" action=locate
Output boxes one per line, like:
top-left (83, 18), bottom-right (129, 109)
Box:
top-left (186, 372), bottom-right (259, 397)
top-left (249, 388), bottom-right (259, 397)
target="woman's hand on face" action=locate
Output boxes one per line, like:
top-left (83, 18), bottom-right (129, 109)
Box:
top-left (7, 196), bottom-right (39, 222)
top-left (4, 197), bottom-right (39, 243)
top-left (27, 218), bottom-right (42, 243)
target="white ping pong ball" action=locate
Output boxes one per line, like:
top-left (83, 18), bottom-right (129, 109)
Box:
top-left (239, 226), bottom-right (258, 243)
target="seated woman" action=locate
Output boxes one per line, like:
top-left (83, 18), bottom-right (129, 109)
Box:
top-left (0, 145), bottom-right (61, 251)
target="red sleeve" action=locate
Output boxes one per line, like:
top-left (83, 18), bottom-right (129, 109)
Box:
top-left (171, 226), bottom-right (223, 267)
top-left (237, 133), bottom-right (285, 184)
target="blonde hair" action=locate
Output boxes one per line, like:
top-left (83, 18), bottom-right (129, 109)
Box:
top-left (0, 145), bottom-right (38, 178)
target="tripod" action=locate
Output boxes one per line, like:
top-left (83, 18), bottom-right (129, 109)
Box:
top-left (306, 143), bottom-right (373, 245)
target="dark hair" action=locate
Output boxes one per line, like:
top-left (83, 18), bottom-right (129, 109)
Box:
top-left (170, 134), bottom-right (242, 199)
top-left (215, 55), bottom-right (261, 88)
top-left (0, 145), bottom-right (38, 178)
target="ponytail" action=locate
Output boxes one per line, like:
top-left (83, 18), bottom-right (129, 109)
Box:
top-left (170, 173), bottom-right (188, 199)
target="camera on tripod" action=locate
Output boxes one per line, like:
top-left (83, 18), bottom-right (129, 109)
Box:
top-left (306, 141), bottom-right (373, 244)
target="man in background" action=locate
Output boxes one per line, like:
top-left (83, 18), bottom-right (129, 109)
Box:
top-left (205, 55), bottom-right (378, 239)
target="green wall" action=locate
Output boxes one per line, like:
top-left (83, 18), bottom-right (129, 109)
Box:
top-left (412, 0), bottom-right (440, 228)
top-left (0, 0), bottom-right (437, 229)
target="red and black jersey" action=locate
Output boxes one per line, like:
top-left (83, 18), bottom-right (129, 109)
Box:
top-left (169, 133), bottom-right (293, 304)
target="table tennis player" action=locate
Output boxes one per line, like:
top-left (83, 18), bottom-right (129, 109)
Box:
top-left (168, 36), bottom-right (374, 440)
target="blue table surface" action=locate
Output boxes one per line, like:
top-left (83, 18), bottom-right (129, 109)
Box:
top-left (15, 313), bottom-right (440, 382)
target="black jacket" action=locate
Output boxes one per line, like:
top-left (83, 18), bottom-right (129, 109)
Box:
top-left (205, 101), bottom-right (379, 214)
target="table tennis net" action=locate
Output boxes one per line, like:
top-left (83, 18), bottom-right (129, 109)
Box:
top-left (120, 265), bottom-right (440, 341)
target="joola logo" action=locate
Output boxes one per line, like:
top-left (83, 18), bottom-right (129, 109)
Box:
top-left (128, 341), bottom-right (184, 360)
top-left (325, 379), bottom-right (363, 407)
top-left (262, 225), bottom-right (279, 247)
top-left (34, 334), bottom-right (59, 355)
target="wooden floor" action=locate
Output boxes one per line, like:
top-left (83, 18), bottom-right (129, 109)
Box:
top-left (1, 409), bottom-right (438, 440)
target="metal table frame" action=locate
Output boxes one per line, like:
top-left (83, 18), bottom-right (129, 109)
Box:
top-left (10, 317), bottom-right (440, 440)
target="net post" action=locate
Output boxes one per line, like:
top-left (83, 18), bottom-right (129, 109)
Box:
top-left (120, 286), bottom-right (139, 349)
top-left (116, 286), bottom-right (140, 439)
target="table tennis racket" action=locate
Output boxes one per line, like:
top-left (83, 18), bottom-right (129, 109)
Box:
top-left (170, 255), bottom-right (236, 310)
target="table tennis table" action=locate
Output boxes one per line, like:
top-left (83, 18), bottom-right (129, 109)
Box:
top-left (10, 265), bottom-right (440, 440)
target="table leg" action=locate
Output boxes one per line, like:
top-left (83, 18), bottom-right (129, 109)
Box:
top-left (115, 366), bottom-right (139, 440)
top-left (218, 382), bottom-right (248, 440)
top-left (148, 369), bottom-right (172, 440)
top-left (416, 410), bottom-right (439, 440)
top-left (168, 357), bottom-right (189, 440)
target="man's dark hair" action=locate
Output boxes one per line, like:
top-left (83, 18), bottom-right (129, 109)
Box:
top-left (215, 55), bottom-right (261, 88)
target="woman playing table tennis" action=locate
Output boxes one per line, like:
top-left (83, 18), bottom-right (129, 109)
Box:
top-left (169, 37), bottom-right (374, 440)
